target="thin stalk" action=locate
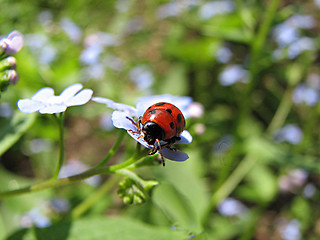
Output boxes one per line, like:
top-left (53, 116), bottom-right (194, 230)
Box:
top-left (267, 89), bottom-right (293, 134)
top-left (53, 113), bottom-right (65, 179)
top-left (71, 175), bottom-right (120, 219)
top-left (211, 155), bottom-right (257, 208)
top-left (95, 130), bottom-right (126, 168)
top-left (0, 155), bottom-right (146, 199)
top-left (239, 0), bottom-right (281, 121)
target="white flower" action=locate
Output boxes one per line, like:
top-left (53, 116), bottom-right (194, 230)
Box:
top-left (17, 83), bottom-right (93, 114)
top-left (92, 94), bottom-right (193, 162)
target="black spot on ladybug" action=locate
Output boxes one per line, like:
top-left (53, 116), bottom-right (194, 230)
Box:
top-left (177, 113), bottom-right (182, 122)
top-left (165, 108), bottom-right (172, 114)
top-left (170, 122), bottom-right (175, 129)
top-left (155, 102), bottom-right (166, 106)
top-left (147, 106), bottom-right (152, 110)
top-left (149, 110), bottom-right (156, 114)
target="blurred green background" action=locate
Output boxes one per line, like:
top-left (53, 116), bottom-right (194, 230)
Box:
top-left (1, 0), bottom-right (320, 239)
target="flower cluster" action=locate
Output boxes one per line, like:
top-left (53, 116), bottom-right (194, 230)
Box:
top-left (0, 31), bottom-right (23, 94)
top-left (17, 82), bottom-right (193, 163)
top-left (272, 14), bottom-right (316, 59)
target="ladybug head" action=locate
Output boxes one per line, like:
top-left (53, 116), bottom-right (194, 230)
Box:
top-left (142, 121), bottom-right (165, 145)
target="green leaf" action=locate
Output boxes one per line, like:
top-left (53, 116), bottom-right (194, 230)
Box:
top-left (5, 217), bottom-right (186, 240)
top-left (152, 157), bottom-right (209, 233)
top-left (158, 64), bottom-right (188, 95)
top-left (237, 164), bottom-right (277, 203)
top-left (202, 14), bottom-right (253, 43)
top-left (164, 38), bottom-right (220, 65)
top-left (152, 182), bottom-right (198, 232)
top-left (0, 111), bottom-right (35, 157)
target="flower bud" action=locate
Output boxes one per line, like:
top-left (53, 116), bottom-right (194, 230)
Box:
top-left (0, 70), bottom-right (19, 93)
top-left (0, 56), bottom-right (17, 71)
top-left (0, 31), bottom-right (23, 56)
top-left (117, 178), bottom-right (146, 205)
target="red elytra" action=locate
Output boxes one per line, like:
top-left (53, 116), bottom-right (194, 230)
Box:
top-left (141, 102), bottom-right (185, 140)
top-left (127, 102), bottom-right (186, 166)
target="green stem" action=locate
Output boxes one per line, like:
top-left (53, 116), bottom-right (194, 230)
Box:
top-left (0, 155), bottom-right (146, 199)
top-left (211, 155), bottom-right (257, 208)
top-left (239, 0), bottom-right (281, 121)
top-left (71, 175), bottom-right (120, 219)
top-left (53, 113), bottom-right (65, 179)
top-left (115, 169), bottom-right (148, 188)
top-left (95, 130), bottom-right (125, 168)
top-left (267, 89), bottom-right (293, 134)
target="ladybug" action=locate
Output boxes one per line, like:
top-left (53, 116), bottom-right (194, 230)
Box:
top-left (128, 102), bottom-right (185, 166)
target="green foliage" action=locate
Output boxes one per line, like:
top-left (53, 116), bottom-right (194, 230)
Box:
top-left (5, 217), bottom-right (187, 240)
top-left (1, 0), bottom-right (320, 239)
top-left (0, 111), bottom-right (35, 156)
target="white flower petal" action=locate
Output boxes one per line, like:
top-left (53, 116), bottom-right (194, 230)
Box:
top-left (17, 99), bottom-right (44, 113)
top-left (59, 83), bottom-right (83, 101)
top-left (66, 89), bottom-right (93, 106)
top-left (127, 130), bottom-right (152, 149)
top-left (39, 104), bottom-right (67, 114)
top-left (111, 111), bottom-right (138, 131)
top-left (177, 130), bottom-right (193, 144)
top-left (162, 148), bottom-right (189, 161)
top-left (31, 87), bottom-right (54, 102)
top-left (92, 97), bottom-right (137, 116)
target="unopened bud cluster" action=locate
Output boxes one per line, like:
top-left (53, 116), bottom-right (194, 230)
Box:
top-left (0, 31), bottom-right (23, 95)
top-left (117, 178), bottom-right (147, 205)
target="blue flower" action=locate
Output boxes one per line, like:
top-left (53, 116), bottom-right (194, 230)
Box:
top-left (17, 83), bottom-right (93, 114)
top-left (21, 208), bottom-right (51, 228)
top-left (92, 94), bottom-right (193, 162)
top-left (280, 219), bottom-right (301, 240)
top-left (217, 197), bottom-right (248, 217)
top-left (274, 124), bottom-right (303, 145)
top-left (199, 0), bottom-right (234, 20)
top-left (60, 18), bottom-right (82, 43)
top-left (292, 84), bottom-right (319, 106)
top-left (218, 64), bottom-right (248, 86)
top-left (129, 65), bottom-right (154, 90)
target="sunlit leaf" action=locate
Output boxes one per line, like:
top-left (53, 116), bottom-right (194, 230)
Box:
top-left (0, 111), bottom-right (35, 157)
top-left (5, 216), bottom-right (186, 240)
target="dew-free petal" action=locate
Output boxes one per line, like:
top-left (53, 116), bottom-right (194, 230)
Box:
top-left (127, 130), bottom-right (151, 149)
top-left (162, 148), bottom-right (189, 161)
top-left (66, 89), bottom-right (93, 106)
top-left (177, 130), bottom-right (193, 144)
top-left (92, 97), bottom-right (137, 116)
top-left (39, 104), bottom-right (67, 114)
top-left (17, 99), bottom-right (44, 113)
top-left (111, 111), bottom-right (137, 130)
top-left (59, 83), bottom-right (83, 101)
top-left (31, 87), bottom-right (55, 102)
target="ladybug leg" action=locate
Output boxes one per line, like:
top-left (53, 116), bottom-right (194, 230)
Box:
top-left (148, 139), bottom-right (165, 166)
top-left (126, 117), bottom-right (142, 134)
top-left (159, 136), bottom-right (181, 151)
top-left (155, 139), bottom-right (165, 167)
